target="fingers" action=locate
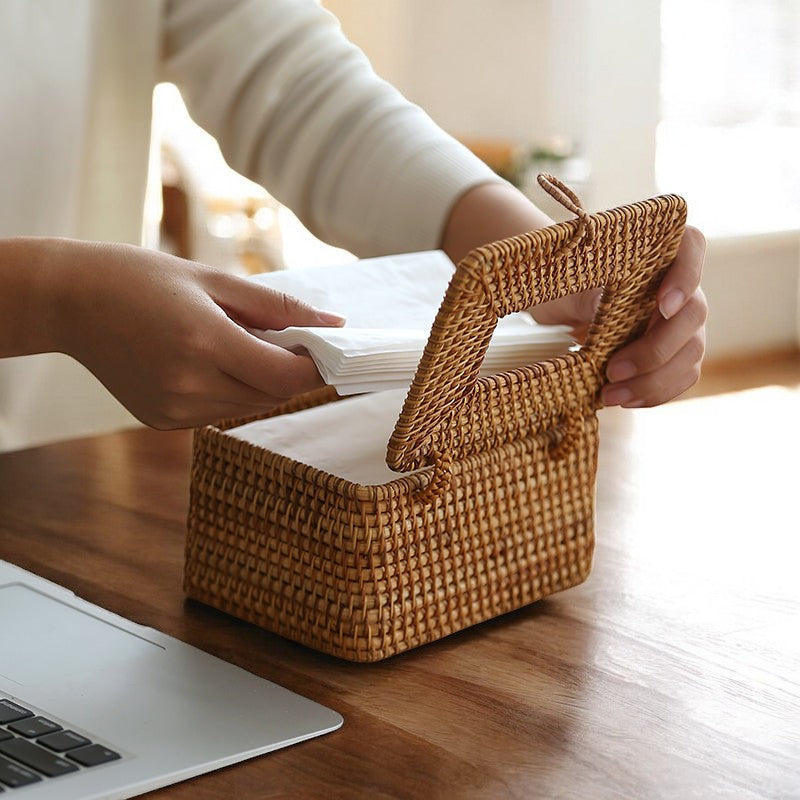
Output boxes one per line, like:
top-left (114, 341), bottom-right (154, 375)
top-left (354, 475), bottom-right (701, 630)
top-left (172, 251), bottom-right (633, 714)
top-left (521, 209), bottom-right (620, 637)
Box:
top-left (212, 316), bottom-right (327, 399)
top-left (205, 270), bottom-right (346, 330)
top-left (657, 225), bottom-right (706, 320)
top-left (201, 271), bottom-right (339, 399)
top-left (602, 287), bottom-right (707, 407)
top-left (154, 270), bottom-right (333, 423)
top-left (600, 225), bottom-right (707, 408)
top-left (135, 295), bottom-right (328, 429)
top-left (227, 346), bottom-right (325, 400)
top-left (602, 334), bottom-right (704, 408)
top-left (142, 338), bottom-right (324, 429)
top-left (137, 341), bottom-right (324, 429)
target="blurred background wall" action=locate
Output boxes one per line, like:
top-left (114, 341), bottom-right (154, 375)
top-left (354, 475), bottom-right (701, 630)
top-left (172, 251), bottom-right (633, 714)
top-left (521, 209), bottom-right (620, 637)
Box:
top-left (325, 0), bottom-right (662, 212)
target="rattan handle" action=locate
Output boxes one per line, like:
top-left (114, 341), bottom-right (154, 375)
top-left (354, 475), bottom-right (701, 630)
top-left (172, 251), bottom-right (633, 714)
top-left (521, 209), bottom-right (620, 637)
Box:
top-left (536, 173), bottom-right (595, 251)
top-left (387, 180), bottom-right (687, 497)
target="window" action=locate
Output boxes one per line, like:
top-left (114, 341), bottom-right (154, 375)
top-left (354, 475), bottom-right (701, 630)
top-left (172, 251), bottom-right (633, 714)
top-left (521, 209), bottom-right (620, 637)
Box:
top-left (657, 0), bottom-right (800, 236)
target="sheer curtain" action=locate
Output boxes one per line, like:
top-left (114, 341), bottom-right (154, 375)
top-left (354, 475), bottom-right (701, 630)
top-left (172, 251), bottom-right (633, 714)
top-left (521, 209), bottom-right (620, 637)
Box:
top-left (657, 0), bottom-right (800, 236)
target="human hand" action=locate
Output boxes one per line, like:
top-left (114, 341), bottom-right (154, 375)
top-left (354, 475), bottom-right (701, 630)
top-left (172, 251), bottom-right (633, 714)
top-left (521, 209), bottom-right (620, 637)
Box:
top-left (531, 225), bottom-right (707, 407)
top-left (49, 241), bottom-right (345, 429)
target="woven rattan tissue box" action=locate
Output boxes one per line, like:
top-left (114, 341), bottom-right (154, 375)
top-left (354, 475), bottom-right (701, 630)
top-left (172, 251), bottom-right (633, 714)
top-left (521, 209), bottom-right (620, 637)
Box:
top-left (184, 177), bottom-right (686, 662)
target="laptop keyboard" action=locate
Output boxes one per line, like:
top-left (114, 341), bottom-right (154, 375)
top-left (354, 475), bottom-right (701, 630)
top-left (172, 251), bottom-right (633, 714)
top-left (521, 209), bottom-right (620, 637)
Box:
top-left (0, 697), bottom-right (120, 791)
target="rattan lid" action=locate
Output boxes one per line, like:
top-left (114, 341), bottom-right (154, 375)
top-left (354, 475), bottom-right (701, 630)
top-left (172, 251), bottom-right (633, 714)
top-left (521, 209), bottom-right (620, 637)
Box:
top-left (386, 175), bottom-right (687, 482)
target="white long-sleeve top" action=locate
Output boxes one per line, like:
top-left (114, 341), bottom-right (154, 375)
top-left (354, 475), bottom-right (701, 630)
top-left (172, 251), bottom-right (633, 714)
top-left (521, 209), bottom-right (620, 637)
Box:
top-left (0, 0), bottom-right (499, 451)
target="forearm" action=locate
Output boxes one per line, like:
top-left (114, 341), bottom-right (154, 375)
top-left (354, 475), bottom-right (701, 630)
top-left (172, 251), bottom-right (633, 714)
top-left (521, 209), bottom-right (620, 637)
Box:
top-left (0, 237), bottom-right (78, 358)
top-left (440, 182), bottom-right (554, 264)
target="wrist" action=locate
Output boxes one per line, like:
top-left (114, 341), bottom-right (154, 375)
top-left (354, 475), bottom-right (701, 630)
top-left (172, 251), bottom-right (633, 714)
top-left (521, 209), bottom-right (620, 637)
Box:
top-left (0, 237), bottom-right (68, 357)
top-left (441, 182), bottom-right (554, 264)
top-left (0, 236), bottom-right (102, 359)
top-left (34, 237), bottom-right (91, 358)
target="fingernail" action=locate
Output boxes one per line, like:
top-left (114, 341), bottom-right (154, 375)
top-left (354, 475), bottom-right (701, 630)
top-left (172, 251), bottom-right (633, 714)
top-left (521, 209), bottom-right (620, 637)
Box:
top-left (659, 289), bottom-right (685, 320)
top-left (606, 359), bottom-right (636, 382)
top-left (602, 387), bottom-right (633, 406)
top-left (314, 309), bottom-right (347, 326)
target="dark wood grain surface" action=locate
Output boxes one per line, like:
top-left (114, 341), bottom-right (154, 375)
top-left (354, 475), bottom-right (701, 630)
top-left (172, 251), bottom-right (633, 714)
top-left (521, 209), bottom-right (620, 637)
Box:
top-left (1, 386), bottom-right (798, 800)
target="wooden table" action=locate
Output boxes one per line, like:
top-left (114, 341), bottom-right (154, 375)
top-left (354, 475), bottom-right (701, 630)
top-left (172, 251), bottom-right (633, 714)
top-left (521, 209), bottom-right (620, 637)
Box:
top-left (1, 387), bottom-right (798, 799)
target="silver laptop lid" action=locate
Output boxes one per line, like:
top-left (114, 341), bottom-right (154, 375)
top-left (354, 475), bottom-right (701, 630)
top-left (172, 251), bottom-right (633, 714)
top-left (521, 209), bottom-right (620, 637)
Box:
top-left (0, 561), bottom-right (342, 800)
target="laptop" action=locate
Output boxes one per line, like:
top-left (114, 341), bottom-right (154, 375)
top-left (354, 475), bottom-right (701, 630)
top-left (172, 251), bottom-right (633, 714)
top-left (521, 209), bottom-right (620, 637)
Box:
top-left (0, 561), bottom-right (343, 799)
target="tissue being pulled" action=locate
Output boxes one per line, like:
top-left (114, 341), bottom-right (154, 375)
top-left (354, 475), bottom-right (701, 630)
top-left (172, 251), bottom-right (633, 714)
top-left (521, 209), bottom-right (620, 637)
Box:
top-left (250, 250), bottom-right (573, 395)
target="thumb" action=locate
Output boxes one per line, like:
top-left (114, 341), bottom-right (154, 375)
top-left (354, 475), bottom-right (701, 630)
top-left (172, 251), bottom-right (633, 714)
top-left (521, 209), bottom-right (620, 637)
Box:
top-left (207, 272), bottom-right (346, 330)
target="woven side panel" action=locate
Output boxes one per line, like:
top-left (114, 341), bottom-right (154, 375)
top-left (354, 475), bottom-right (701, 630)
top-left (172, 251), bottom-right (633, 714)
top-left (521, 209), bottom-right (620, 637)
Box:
top-left (185, 418), bottom-right (597, 662)
top-left (185, 427), bottom-right (387, 656)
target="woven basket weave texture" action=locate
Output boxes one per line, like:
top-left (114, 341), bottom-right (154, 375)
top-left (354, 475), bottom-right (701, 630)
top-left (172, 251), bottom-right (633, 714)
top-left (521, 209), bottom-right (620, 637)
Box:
top-left (184, 177), bottom-right (686, 662)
